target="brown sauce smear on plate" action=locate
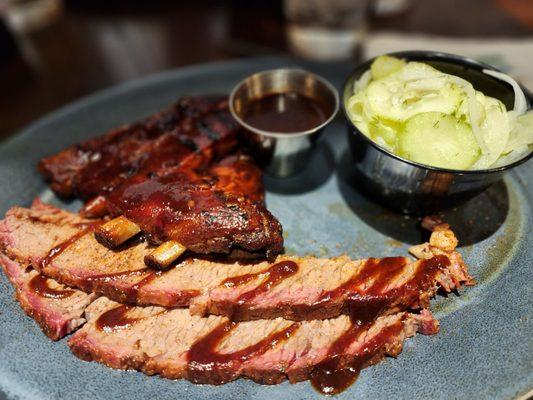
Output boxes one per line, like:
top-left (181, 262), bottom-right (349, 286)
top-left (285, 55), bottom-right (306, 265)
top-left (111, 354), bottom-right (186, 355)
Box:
top-left (241, 92), bottom-right (328, 133)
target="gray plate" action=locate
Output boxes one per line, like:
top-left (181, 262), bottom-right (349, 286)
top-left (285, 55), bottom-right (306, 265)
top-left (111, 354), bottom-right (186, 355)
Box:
top-left (0, 58), bottom-right (531, 400)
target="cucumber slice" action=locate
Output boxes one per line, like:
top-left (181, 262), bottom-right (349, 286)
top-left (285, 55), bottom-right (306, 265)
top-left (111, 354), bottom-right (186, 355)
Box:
top-left (398, 112), bottom-right (480, 169)
top-left (366, 64), bottom-right (463, 122)
top-left (370, 55), bottom-right (406, 80)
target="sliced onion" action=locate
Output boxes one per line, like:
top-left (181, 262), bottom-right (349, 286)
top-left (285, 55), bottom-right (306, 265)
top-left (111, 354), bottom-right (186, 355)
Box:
top-left (353, 70), bottom-right (372, 94)
top-left (450, 76), bottom-right (489, 155)
top-left (482, 69), bottom-right (527, 115)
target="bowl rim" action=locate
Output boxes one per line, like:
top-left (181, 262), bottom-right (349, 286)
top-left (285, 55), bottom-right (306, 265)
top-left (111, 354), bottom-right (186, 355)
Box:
top-left (229, 67), bottom-right (340, 139)
top-left (341, 50), bottom-right (533, 175)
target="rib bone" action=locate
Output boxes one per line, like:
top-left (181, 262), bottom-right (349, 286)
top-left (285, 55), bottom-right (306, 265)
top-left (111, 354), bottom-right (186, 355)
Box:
top-left (94, 216), bottom-right (141, 248)
top-left (95, 216), bottom-right (188, 269)
top-left (144, 240), bottom-right (187, 270)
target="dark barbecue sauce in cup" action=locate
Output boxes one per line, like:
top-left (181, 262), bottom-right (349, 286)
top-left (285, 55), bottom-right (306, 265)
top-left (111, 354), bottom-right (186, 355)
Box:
top-left (241, 92), bottom-right (328, 133)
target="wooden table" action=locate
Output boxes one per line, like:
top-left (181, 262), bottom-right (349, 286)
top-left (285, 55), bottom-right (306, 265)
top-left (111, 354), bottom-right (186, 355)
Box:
top-left (0, 0), bottom-right (531, 141)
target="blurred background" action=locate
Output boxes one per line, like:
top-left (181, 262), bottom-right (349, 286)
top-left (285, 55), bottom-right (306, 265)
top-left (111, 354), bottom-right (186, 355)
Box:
top-left (0, 0), bottom-right (531, 141)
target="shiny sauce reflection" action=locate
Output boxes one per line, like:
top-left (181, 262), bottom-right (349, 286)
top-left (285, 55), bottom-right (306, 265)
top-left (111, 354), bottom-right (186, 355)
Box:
top-left (28, 274), bottom-right (75, 299)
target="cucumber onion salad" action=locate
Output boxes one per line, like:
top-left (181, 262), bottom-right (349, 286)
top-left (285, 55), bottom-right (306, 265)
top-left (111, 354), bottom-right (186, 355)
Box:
top-left (346, 55), bottom-right (533, 170)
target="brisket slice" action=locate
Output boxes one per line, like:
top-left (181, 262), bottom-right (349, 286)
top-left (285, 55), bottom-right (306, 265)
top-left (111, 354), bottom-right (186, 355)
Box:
top-left (68, 297), bottom-right (439, 385)
top-left (0, 253), bottom-right (96, 340)
top-left (38, 96), bottom-right (231, 199)
top-left (0, 204), bottom-right (473, 321)
top-left (0, 256), bottom-right (440, 389)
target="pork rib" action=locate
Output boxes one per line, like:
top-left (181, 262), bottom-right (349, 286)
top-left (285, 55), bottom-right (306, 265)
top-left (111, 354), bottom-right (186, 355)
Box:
top-left (37, 96), bottom-right (284, 259)
top-left (38, 96), bottom-right (231, 200)
top-left (104, 154), bottom-right (283, 257)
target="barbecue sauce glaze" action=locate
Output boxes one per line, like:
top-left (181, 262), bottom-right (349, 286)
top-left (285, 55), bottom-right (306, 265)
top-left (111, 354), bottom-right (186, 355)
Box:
top-left (44, 96), bottom-right (233, 201)
top-left (28, 274), bottom-right (75, 299)
top-left (241, 92), bottom-right (328, 133)
top-left (39, 227), bottom-right (200, 305)
top-left (104, 155), bottom-right (281, 256)
top-left (96, 305), bottom-right (138, 332)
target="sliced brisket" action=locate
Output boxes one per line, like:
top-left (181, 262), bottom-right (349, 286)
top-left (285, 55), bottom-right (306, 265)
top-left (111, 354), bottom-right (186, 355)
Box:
top-left (0, 204), bottom-right (473, 321)
top-left (0, 205), bottom-right (472, 393)
top-left (0, 257), bottom-right (440, 391)
top-left (0, 253), bottom-right (96, 340)
top-left (68, 297), bottom-right (439, 385)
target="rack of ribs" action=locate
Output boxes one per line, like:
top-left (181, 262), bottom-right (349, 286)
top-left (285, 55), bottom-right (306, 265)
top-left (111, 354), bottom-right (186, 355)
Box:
top-left (38, 96), bottom-right (284, 266)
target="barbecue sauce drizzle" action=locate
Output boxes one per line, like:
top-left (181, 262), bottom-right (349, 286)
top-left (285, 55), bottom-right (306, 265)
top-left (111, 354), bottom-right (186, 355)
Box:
top-left (185, 260), bottom-right (300, 384)
top-left (28, 274), bottom-right (75, 299)
top-left (37, 224), bottom-right (199, 305)
top-left (309, 255), bottom-right (450, 395)
top-left (221, 260), bottom-right (299, 304)
top-left (95, 304), bottom-right (169, 333)
top-left (188, 256), bottom-right (448, 392)
top-left (187, 320), bottom-right (300, 384)
top-left (96, 305), bottom-right (138, 332)
top-left (39, 223), bottom-right (99, 269)
top-left (87, 269), bottom-right (200, 304)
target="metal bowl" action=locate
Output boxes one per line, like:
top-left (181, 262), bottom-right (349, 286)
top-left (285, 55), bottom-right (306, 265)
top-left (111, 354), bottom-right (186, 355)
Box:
top-left (230, 68), bottom-right (339, 177)
top-left (341, 50), bottom-right (533, 214)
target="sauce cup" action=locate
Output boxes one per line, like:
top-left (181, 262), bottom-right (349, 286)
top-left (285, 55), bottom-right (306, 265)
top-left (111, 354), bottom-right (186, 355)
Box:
top-left (342, 51), bottom-right (532, 214)
top-left (230, 68), bottom-right (339, 177)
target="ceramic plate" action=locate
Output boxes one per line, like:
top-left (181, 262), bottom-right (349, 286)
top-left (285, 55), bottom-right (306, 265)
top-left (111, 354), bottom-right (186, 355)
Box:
top-left (0, 58), bottom-right (531, 400)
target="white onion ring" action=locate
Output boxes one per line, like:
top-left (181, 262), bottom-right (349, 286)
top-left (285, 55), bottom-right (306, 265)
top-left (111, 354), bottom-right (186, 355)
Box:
top-left (482, 69), bottom-right (528, 115)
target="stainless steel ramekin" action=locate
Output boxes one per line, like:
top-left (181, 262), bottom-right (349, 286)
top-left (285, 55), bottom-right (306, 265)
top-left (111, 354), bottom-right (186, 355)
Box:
top-left (230, 68), bottom-right (339, 177)
top-left (342, 51), bottom-right (532, 214)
